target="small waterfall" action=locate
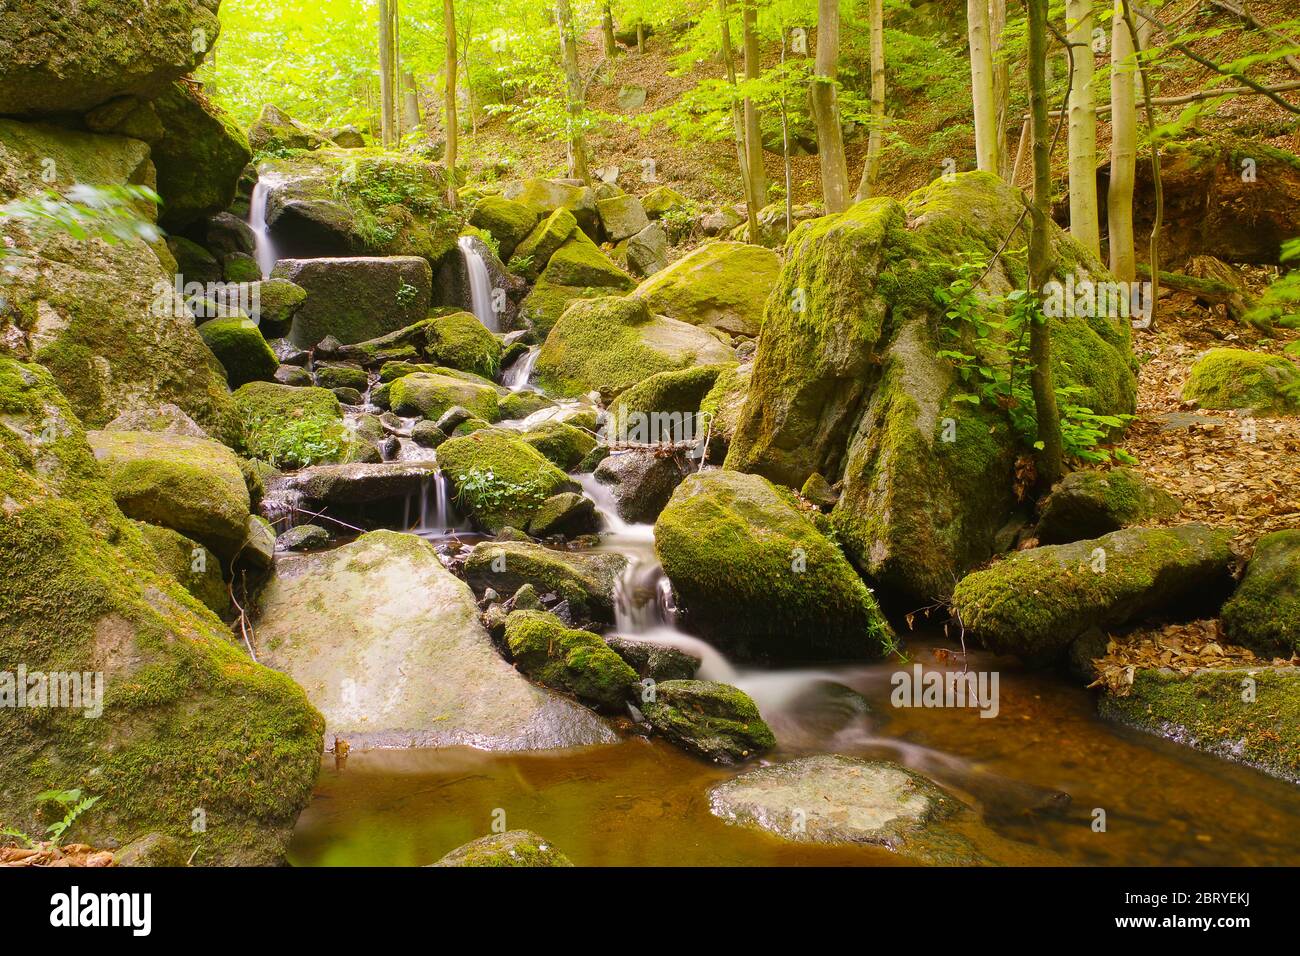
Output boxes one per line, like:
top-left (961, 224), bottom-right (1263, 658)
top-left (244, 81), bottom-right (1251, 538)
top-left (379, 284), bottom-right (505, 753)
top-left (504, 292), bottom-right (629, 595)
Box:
top-left (249, 179), bottom-right (281, 279)
top-left (502, 346), bottom-right (540, 392)
top-left (459, 235), bottom-right (499, 332)
top-left (405, 471), bottom-right (466, 537)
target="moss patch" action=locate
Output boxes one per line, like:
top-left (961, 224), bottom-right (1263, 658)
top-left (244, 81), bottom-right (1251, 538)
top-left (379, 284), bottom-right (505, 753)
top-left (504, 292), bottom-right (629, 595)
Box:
top-left (505, 609), bottom-right (638, 710)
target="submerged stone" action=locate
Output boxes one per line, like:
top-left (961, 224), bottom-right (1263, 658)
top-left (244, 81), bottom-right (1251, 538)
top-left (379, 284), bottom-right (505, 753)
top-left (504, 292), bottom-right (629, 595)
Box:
top-left (431, 830), bottom-right (573, 867)
top-left (640, 680), bottom-right (775, 764)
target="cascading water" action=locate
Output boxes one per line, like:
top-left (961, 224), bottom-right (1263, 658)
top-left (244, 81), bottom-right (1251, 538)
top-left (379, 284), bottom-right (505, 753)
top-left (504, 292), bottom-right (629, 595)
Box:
top-left (248, 179), bottom-right (282, 279)
top-left (402, 470), bottom-right (466, 538)
top-left (502, 346), bottom-right (540, 392)
top-left (458, 235), bottom-right (498, 332)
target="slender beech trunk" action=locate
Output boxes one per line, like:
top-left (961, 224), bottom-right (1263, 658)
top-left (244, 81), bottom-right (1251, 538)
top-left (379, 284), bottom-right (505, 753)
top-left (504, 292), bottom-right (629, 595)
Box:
top-left (443, 0), bottom-right (458, 207)
top-left (990, 0), bottom-right (1010, 179)
top-left (378, 0), bottom-right (396, 145)
top-left (855, 0), bottom-right (886, 200)
top-left (780, 26), bottom-right (793, 234)
top-left (637, 23), bottom-right (645, 54)
top-left (1123, 1), bottom-right (1161, 328)
top-left (403, 72), bottom-right (421, 131)
top-left (741, 0), bottom-right (768, 206)
top-left (556, 0), bottom-right (591, 184)
top-left (1066, 0), bottom-right (1100, 259)
top-left (810, 0), bottom-right (851, 213)
top-left (601, 3), bottom-right (618, 59)
top-left (1027, 0), bottom-right (1064, 486)
top-left (719, 0), bottom-right (761, 240)
top-left (1108, 6), bottom-right (1138, 281)
top-left (967, 0), bottom-right (1000, 174)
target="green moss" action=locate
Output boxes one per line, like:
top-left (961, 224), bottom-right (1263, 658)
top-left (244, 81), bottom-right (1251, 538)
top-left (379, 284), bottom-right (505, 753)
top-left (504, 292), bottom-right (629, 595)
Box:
top-left (468, 196), bottom-right (539, 261)
top-left (640, 679), bottom-right (775, 764)
top-left (1036, 467), bottom-right (1182, 544)
top-left (633, 241), bottom-right (779, 336)
top-left (436, 430), bottom-right (576, 531)
top-left (518, 419), bottom-right (597, 470)
top-left (135, 522), bottom-right (228, 615)
top-left (388, 371), bottom-right (500, 422)
top-left (518, 278), bottom-right (613, 340)
top-left (197, 316), bottom-right (278, 389)
top-left (498, 390), bottom-right (555, 421)
top-left (505, 609), bottom-right (637, 710)
top-left (432, 829), bottom-right (573, 867)
top-left (463, 540), bottom-right (623, 621)
top-left (312, 363), bottom-right (369, 392)
top-left (610, 364), bottom-right (733, 430)
top-left (1221, 530), bottom-right (1300, 656)
top-left (233, 381), bottom-right (361, 469)
top-left (641, 185), bottom-right (690, 218)
top-left (1181, 348), bottom-right (1300, 414)
top-left (424, 310), bottom-right (503, 379)
top-left (151, 82), bottom-right (251, 230)
top-left (653, 470), bottom-right (892, 661)
top-left (509, 207), bottom-right (577, 280)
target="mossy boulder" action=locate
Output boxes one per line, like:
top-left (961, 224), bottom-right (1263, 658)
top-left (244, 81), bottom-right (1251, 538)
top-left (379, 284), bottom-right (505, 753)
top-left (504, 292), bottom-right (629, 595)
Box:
top-left (436, 430), bottom-right (578, 532)
top-left (432, 830), bottom-right (573, 867)
top-left (1221, 530), bottom-right (1300, 656)
top-left (312, 363), bottom-right (368, 392)
top-left (499, 389), bottom-right (555, 421)
top-left (542, 233), bottom-right (635, 289)
top-left (469, 195), bottom-right (539, 261)
top-left (247, 104), bottom-right (331, 153)
top-left (247, 278), bottom-right (308, 336)
top-left (527, 491), bottom-right (598, 536)
top-left (87, 429), bottom-right (252, 561)
top-left (197, 316), bottom-right (279, 389)
top-left (699, 363), bottom-right (751, 457)
top-left (536, 295), bottom-right (732, 400)
top-left (509, 207), bottom-right (578, 280)
top-left (232, 381), bottom-right (363, 469)
top-left (505, 610), bottom-right (639, 711)
top-left (952, 524), bottom-right (1235, 666)
top-left (0, 119), bottom-right (239, 444)
top-left (1035, 467), bottom-right (1182, 544)
top-left (151, 81), bottom-right (252, 231)
top-left (519, 278), bottom-right (618, 340)
top-left (641, 680), bottom-right (775, 764)
top-left (135, 522), bottom-right (227, 615)
top-left (609, 363), bottom-right (732, 434)
top-left (596, 193), bottom-right (649, 241)
top-left (464, 541), bottom-right (625, 622)
top-left (727, 173), bottom-right (1136, 602)
top-left (271, 256), bottom-right (433, 348)
top-left (0, 2), bottom-right (219, 116)
top-left (654, 470), bottom-right (893, 661)
top-left (1100, 666), bottom-right (1300, 783)
top-left (519, 419), bottom-right (598, 470)
top-left (424, 310), bottom-right (503, 378)
top-left (594, 450), bottom-right (689, 524)
top-left (1180, 348), bottom-right (1300, 414)
top-left (633, 241), bottom-right (779, 336)
top-left (503, 177), bottom-right (600, 239)
top-left (388, 372), bottom-right (500, 422)
top-left (0, 357), bottom-right (323, 865)
top-left (641, 185), bottom-right (691, 219)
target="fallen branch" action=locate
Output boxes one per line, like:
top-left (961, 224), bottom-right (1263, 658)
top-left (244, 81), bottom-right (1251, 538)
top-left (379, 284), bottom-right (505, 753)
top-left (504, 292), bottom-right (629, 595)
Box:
top-left (1208, 0), bottom-right (1300, 76)
top-left (1032, 78), bottom-right (1300, 119)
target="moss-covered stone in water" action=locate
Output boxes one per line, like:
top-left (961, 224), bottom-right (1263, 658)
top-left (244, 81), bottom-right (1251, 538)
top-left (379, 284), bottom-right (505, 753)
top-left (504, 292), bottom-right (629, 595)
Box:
top-left (519, 419), bottom-right (597, 470)
top-left (436, 430), bottom-right (577, 532)
top-left (1099, 666), bottom-right (1300, 783)
top-left (424, 310), bottom-right (503, 379)
top-left (609, 364), bottom-right (733, 432)
top-left (134, 522), bottom-right (228, 615)
top-left (640, 679), bottom-right (775, 764)
top-left (952, 523), bottom-right (1235, 666)
top-left (312, 363), bottom-right (369, 392)
top-left (1035, 467), bottom-right (1182, 544)
top-left (504, 610), bottom-right (638, 711)
top-left (468, 196), bottom-right (540, 262)
top-left (535, 295), bottom-right (732, 399)
top-left (87, 429), bottom-right (252, 561)
top-left (0, 358), bottom-right (323, 865)
top-left (510, 207), bottom-right (577, 280)
top-left (1181, 347), bottom-right (1300, 414)
top-left (197, 316), bottom-right (279, 389)
top-left (463, 540), bottom-right (625, 622)
top-left (388, 371), bottom-right (500, 422)
top-left (498, 390), bottom-right (555, 421)
top-left (653, 470), bottom-right (893, 661)
top-left (431, 829), bottom-right (573, 867)
top-left (233, 381), bottom-right (362, 469)
top-left (633, 241), bottom-right (779, 336)
top-left (150, 81), bottom-right (252, 230)
top-left (1221, 530), bottom-right (1300, 656)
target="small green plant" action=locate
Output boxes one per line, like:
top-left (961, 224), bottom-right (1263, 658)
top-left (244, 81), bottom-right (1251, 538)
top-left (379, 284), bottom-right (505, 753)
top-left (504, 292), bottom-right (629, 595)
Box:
top-left (395, 278), bottom-right (419, 307)
top-left (246, 415), bottom-right (345, 469)
top-left (506, 253), bottom-right (534, 276)
top-left (453, 467), bottom-right (550, 514)
top-left (4, 789), bottom-right (105, 848)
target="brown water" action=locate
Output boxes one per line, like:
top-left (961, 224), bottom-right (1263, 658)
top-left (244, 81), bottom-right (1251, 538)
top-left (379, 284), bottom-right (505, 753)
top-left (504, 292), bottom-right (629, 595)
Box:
top-left (290, 639), bottom-right (1300, 867)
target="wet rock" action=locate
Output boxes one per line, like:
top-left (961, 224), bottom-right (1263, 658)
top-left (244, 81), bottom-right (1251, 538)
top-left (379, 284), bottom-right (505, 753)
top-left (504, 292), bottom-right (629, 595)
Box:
top-left (1221, 530), bottom-right (1300, 656)
top-left (274, 362), bottom-right (311, 385)
top-left (276, 524), bottom-right (331, 552)
top-left (313, 363), bottom-right (368, 392)
top-left (411, 419), bottom-right (448, 448)
top-left (254, 531), bottom-right (616, 750)
top-left (1035, 467), bottom-right (1181, 544)
top-left (272, 256), bottom-right (433, 349)
top-left (953, 524), bottom-right (1236, 666)
top-left (291, 461), bottom-right (439, 506)
top-left (505, 610), bottom-right (639, 711)
top-left (430, 830), bottom-right (573, 867)
top-left (604, 635), bottom-right (701, 682)
top-left (519, 420), bottom-right (597, 470)
top-left (464, 540), bottom-right (626, 623)
top-left (436, 430), bottom-right (577, 532)
top-left (239, 515), bottom-right (276, 572)
top-left (390, 372), bottom-right (499, 423)
top-left (195, 213), bottom-right (257, 258)
top-left (641, 680), bottom-right (775, 764)
top-left (527, 492), bottom-right (598, 537)
top-left (168, 235), bottom-right (222, 284)
top-left (595, 450), bottom-right (690, 524)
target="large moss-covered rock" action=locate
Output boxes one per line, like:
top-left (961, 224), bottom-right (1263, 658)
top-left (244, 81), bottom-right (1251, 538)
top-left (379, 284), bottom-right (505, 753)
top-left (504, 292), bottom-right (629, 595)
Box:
top-left (536, 296), bottom-right (732, 400)
top-left (953, 524), bottom-right (1235, 666)
top-left (135, 522), bottom-right (227, 615)
top-left (469, 195), bottom-right (539, 261)
top-left (388, 371), bottom-right (500, 422)
top-left (464, 541), bottom-right (626, 623)
top-left (254, 531), bottom-right (614, 750)
top-left (232, 381), bottom-right (364, 469)
top-left (505, 610), bottom-right (639, 711)
top-left (504, 177), bottom-right (600, 239)
top-left (1035, 467), bottom-right (1182, 544)
top-left (271, 256), bottom-right (433, 348)
top-left (543, 233), bottom-right (634, 289)
top-left (424, 310), bottom-right (502, 378)
top-left (0, 358), bottom-right (323, 865)
top-left (247, 104), bottom-right (331, 154)
top-left (432, 830), bottom-right (573, 867)
top-left (609, 363), bottom-right (732, 434)
top-left (633, 241), bottom-right (779, 336)
top-left (197, 316), bottom-right (279, 389)
top-left (518, 419), bottom-right (597, 470)
top-left (597, 193), bottom-right (649, 241)
top-left (0, 119), bottom-right (239, 444)
top-left (87, 429), bottom-right (252, 561)
top-left (1221, 530), bottom-right (1300, 656)
top-left (436, 430), bottom-right (577, 532)
top-left (509, 207), bottom-right (577, 280)
top-left (1180, 348), bottom-right (1300, 414)
top-left (641, 185), bottom-right (690, 219)
top-left (1100, 666), bottom-right (1300, 783)
top-left (0, 1), bottom-right (219, 116)
top-left (654, 470), bottom-right (892, 661)
top-left (151, 82), bottom-right (252, 230)
top-left (519, 279), bottom-right (616, 341)
top-left (641, 680), bottom-right (775, 764)
top-left (727, 173), bottom-right (1136, 601)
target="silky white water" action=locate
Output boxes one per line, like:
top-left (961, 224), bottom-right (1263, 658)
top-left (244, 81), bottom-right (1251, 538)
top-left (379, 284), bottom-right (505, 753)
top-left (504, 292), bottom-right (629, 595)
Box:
top-left (459, 235), bottom-right (498, 332)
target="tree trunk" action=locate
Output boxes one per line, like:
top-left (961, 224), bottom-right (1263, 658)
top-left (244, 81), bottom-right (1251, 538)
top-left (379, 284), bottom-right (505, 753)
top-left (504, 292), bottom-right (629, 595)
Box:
top-left (637, 23), bottom-right (645, 55)
top-left (601, 3), bottom-right (617, 59)
top-left (556, 0), bottom-right (591, 184)
top-left (855, 0), bottom-right (886, 200)
top-left (741, 0), bottom-right (768, 207)
top-left (378, 0), bottom-right (396, 145)
top-left (967, 0), bottom-right (1000, 174)
top-left (403, 72), bottom-right (421, 132)
top-left (1027, 0), bottom-right (1064, 486)
top-left (810, 0), bottom-right (851, 213)
top-left (1108, 6), bottom-right (1138, 281)
top-left (990, 0), bottom-right (1010, 179)
top-left (719, 0), bottom-right (761, 240)
top-left (1123, 1), bottom-right (1161, 328)
top-left (443, 0), bottom-right (458, 207)
top-left (1066, 0), bottom-right (1100, 259)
